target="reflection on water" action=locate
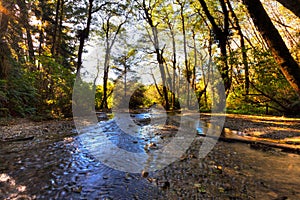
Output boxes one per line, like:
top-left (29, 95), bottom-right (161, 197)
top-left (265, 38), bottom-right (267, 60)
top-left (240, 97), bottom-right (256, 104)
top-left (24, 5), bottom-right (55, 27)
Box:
top-left (227, 142), bottom-right (300, 199)
top-left (78, 112), bottom-right (199, 173)
top-left (1, 112), bottom-right (300, 199)
top-left (0, 127), bottom-right (160, 199)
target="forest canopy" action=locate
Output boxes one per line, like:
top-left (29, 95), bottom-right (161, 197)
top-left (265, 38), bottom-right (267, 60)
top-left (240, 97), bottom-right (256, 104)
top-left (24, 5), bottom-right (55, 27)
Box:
top-left (0, 0), bottom-right (299, 118)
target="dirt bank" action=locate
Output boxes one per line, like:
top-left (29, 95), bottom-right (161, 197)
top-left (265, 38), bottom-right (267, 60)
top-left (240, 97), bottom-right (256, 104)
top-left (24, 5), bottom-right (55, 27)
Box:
top-left (0, 118), bottom-right (75, 142)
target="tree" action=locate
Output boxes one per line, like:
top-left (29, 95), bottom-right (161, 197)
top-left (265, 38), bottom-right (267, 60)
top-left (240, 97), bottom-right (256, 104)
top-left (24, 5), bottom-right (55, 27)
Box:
top-left (197, 0), bottom-right (231, 96)
top-left (176, 0), bottom-right (191, 107)
top-left (137, 0), bottom-right (170, 110)
top-left (16, 0), bottom-right (35, 62)
top-left (113, 49), bottom-right (138, 99)
top-left (226, 0), bottom-right (249, 95)
top-left (161, 5), bottom-right (178, 110)
top-left (275, 0), bottom-right (300, 18)
top-left (76, 0), bottom-right (93, 77)
top-left (243, 0), bottom-right (300, 98)
top-left (98, 2), bottom-right (131, 110)
top-left (0, 0), bottom-right (11, 79)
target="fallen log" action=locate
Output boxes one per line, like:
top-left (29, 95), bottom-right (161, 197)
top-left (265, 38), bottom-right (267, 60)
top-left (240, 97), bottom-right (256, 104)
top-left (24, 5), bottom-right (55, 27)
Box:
top-left (198, 130), bottom-right (300, 154)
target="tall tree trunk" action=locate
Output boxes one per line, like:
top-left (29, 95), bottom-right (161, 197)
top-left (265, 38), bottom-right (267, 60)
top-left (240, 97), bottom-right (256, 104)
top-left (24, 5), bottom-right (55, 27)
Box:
top-left (37, 0), bottom-right (46, 64)
top-left (141, 0), bottom-right (170, 110)
top-left (0, 4), bottom-right (9, 79)
top-left (155, 35), bottom-right (170, 110)
top-left (37, 22), bottom-right (44, 70)
top-left (57, 0), bottom-right (64, 57)
top-left (52, 0), bottom-right (60, 56)
top-left (171, 29), bottom-right (177, 110)
top-left (17, 0), bottom-right (35, 62)
top-left (100, 15), bottom-right (127, 110)
top-left (275, 0), bottom-right (300, 19)
top-left (192, 30), bottom-right (197, 91)
top-left (25, 26), bottom-right (35, 62)
top-left (243, 0), bottom-right (300, 98)
top-left (178, 0), bottom-right (190, 108)
top-left (52, 0), bottom-right (64, 58)
top-left (76, 0), bottom-right (93, 77)
top-left (100, 41), bottom-right (111, 110)
top-left (125, 69), bottom-right (128, 99)
top-left (100, 71), bottom-right (109, 110)
top-left (154, 33), bottom-right (170, 110)
top-left (198, 0), bottom-right (231, 96)
top-left (164, 11), bottom-right (177, 110)
top-left (93, 57), bottom-right (100, 92)
top-left (226, 0), bottom-right (249, 94)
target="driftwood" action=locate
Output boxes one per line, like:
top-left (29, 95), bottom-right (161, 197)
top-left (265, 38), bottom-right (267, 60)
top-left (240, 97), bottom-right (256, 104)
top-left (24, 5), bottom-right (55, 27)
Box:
top-left (199, 129), bottom-right (300, 154)
top-left (217, 136), bottom-right (300, 154)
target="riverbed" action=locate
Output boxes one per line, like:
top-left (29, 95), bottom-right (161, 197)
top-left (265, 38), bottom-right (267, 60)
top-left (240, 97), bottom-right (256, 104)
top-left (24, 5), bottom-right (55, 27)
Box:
top-left (1, 113), bottom-right (300, 199)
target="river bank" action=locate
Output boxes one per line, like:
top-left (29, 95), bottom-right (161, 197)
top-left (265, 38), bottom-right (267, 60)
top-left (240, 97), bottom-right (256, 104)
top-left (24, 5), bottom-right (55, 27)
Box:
top-left (1, 113), bottom-right (300, 199)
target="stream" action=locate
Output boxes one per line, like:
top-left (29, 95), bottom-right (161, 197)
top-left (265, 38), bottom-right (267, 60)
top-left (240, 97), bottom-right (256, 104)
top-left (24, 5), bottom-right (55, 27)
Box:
top-left (1, 112), bottom-right (300, 199)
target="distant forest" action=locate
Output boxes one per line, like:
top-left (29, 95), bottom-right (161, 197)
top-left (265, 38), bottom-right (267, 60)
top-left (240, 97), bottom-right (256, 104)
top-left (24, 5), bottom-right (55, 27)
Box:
top-left (0, 0), bottom-right (300, 118)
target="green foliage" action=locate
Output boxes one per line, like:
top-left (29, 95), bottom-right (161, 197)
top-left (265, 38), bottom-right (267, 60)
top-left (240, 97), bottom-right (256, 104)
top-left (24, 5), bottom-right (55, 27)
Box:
top-left (226, 86), bottom-right (270, 115)
top-left (72, 80), bottom-right (94, 115)
top-left (226, 48), bottom-right (298, 115)
top-left (0, 55), bottom-right (75, 118)
top-left (0, 61), bottom-right (37, 117)
top-left (129, 85), bottom-right (152, 109)
top-left (35, 55), bottom-right (75, 118)
top-left (95, 85), bottom-right (103, 111)
top-left (144, 85), bottom-right (164, 107)
top-left (95, 82), bottom-right (114, 110)
top-left (0, 0), bottom-right (298, 119)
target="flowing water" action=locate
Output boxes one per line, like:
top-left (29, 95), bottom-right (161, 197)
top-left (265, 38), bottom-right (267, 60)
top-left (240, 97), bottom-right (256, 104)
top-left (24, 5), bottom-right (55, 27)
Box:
top-left (1, 113), bottom-right (300, 199)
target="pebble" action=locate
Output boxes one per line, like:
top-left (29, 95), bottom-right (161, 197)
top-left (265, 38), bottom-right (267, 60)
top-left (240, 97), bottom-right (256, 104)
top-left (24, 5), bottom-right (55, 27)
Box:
top-left (141, 170), bottom-right (149, 178)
